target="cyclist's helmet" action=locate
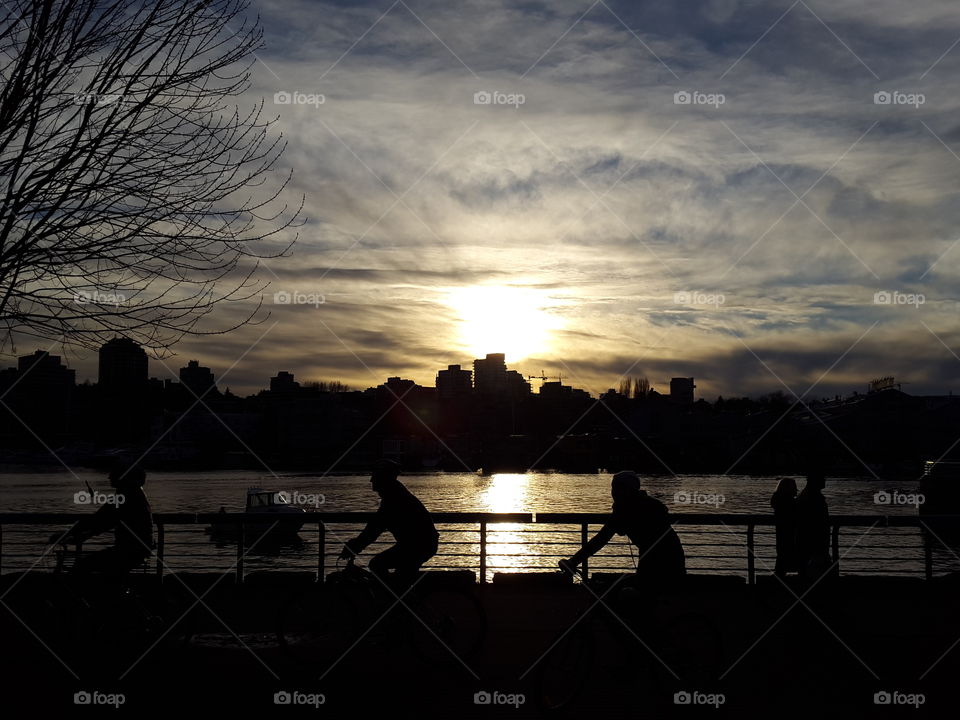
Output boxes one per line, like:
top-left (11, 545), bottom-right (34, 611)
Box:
top-left (611, 470), bottom-right (641, 493)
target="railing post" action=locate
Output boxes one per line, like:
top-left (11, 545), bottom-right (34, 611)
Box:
top-left (581, 523), bottom-right (589, 578)
top-left (479, 521), bottom-right (487, 584)
top-left (747, 524), bottom-right (755, 585)
top-left (156, 523), bottom-right (164, 580)
top-left (236, 517), bottom-right (244, 585)
top-left (924, 527), bottom-right (933, 580)
top-left (318, 522), bottom-right (326, 584)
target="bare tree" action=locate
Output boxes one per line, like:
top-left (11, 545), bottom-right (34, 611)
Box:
top-left (304, 380), bottom-right (350, 393)
top-left (632, 376), bottom-right (650, 398)
top-left (0, 0), bottom-right (302, 355)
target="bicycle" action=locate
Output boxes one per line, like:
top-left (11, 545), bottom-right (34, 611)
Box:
top-left (277, 556), bottom-right (486, 669)
top-left (536, 563), bottom-right (724, 713)
top-left (27, 537), bottom-right (195, 677)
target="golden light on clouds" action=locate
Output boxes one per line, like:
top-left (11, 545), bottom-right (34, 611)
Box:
top-left (446, 285), bottom-right (563, 362)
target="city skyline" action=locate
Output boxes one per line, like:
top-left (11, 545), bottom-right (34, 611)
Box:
top-left (1, 341), bottom-right (942, 402)
top-left (2, 338), bottom-right (951, 479)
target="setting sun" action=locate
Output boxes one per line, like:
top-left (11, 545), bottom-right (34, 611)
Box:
top-left (447, 285), bottom-right (562, 361)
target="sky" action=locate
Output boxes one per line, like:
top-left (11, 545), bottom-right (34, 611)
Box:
top-left (58, 0), bottom-right (960, 399)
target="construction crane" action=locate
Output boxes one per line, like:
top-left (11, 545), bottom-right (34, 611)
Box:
top-left (526, 370), bottom-right (563, 388)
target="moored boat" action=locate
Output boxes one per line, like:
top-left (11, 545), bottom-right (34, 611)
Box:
top-left (207, 487), bottom-right (306, 539)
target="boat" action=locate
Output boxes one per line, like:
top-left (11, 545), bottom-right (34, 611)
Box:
top-left (207, 487), bottom-right (306, 539)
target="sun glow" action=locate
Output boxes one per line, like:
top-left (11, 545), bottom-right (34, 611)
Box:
top-left (479, 473), bottom-right (529, 575)
top-left (447, 285), bottom-right (561, 361)
top-left (480, 473), bottom-right (529, 513)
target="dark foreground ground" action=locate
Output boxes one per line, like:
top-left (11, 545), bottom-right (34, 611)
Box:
top-left (2, 571), bottom-right (959, 718)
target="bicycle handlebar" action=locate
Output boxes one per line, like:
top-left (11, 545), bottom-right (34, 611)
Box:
top-left (558, 559), bottom-right (587, 580)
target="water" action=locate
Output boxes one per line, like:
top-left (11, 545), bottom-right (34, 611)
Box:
top-left (0, 471), bottom-right (950, 579)
top-left (0, 470), bottom-right (928, 514)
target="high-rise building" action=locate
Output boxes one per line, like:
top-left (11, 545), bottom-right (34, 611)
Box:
top-left (670, 377), bottom-right (696, 404)
top-left (506, 369), bottom-right (531, 398)
top-left (473, 353), bottom-right (507, 396)
top-left (11, 350), bottom-right (76, 439)
top-left (179, 360), bottom-right (218, 398)
top-left (98, 338), bottom-right (148, 394)
top-left (436, 364), bottom-right (472, 399)
top-left (473, 353), bottom-right (530, 398)
top-left (17, 350), bottom-right (76, 392)
top-left (381, 376), bottom-right (417, 397)
top-left (540, 381), bottom-right (571, 398)
top-left (270, 371), bottom-right (300, 393)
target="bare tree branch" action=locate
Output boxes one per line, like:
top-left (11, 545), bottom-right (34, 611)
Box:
top-left (0, 0), bottom-right (303, 355)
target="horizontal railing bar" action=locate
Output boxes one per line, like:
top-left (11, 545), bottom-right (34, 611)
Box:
top-left (0, 512), bottom-right (534, 524)
top-left (2, 512), bottom-right (958, 526)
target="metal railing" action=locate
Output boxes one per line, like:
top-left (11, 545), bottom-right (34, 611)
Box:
top-left (0, 512), bottom-right (957, 584)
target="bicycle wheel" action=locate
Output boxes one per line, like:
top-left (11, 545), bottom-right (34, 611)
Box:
top-left (651, 611), bottom-right (724, 695)
top-left (46, 595), bottom-right (96, 667)
top-left (405, 587), bottom-right (486, 666)
top-left (156, 580), bottom-right (198, 649)
top-left (536, 622), bottom-right (594, 712)
top-left (175, 585), bottom-right (250, 650)
top-left (277, 585), bottom-right (358, 667)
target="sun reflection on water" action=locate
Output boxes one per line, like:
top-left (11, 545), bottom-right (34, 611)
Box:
top-left (479, 473), bottom-right (531, 576)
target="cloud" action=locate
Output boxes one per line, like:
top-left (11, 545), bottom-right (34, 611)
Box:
top-left (30, 0), bottom-right (960, 399)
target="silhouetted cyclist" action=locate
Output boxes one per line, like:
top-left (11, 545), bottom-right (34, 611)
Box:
top-left (56, 462), bottom-right (153, 578)
top-left (560, 471), bottom-right (685, 599)
top-left (340, 459), bottom-right (439, 586)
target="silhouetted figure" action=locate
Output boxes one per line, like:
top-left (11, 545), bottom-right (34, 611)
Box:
top-left (62, 462), bottom-right (153, 577)
top-left (771, 477), bottom-right (798, 577)
top-left (340, 459), bottom-right (439, 586)
top-left (796, 472), bottom-right (831, 580)
top-left (561, 471), bottom-right (685, 595)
